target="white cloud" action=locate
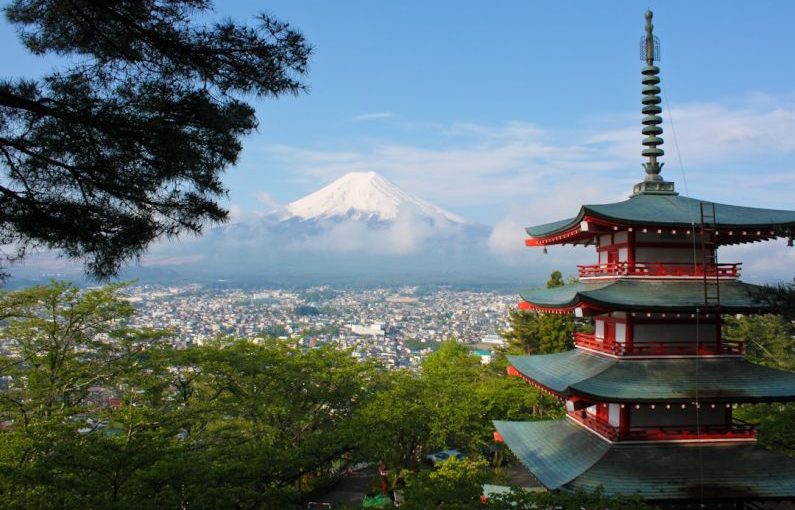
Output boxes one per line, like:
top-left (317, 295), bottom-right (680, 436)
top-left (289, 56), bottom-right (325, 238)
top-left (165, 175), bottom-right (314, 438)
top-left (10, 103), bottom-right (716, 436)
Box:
top-left (721, 240), bottom-right (795, 284)
top-left (487, 178), bottom-right (623, 262)
top-left (353, 112), bottom-right (394, 121)
top-left (284, 206), bottom-right (460, 256)
top-left (255, 191), bottom-right (284, 213)
top-left (591, 96), bottom-right (795, 166)
top-left (269, 94), bottom-right (795, 214)
top-left (266, 123), bottom-right (613, 211)
top-left (227, 204), bottom-right (245, 221)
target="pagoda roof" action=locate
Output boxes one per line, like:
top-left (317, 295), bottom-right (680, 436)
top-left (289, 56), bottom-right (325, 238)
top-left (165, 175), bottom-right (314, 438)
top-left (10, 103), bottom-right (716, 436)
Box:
top-left (526, 193), bottom-right (795, 244)
top-left (493, 419), bottom-right (610, 490)
top-left (494, 419), bottom-right (795, 500)
top-left (508, 350), bottom-right (795, 403)
top-left (519, 279), bottom-right (772, 313)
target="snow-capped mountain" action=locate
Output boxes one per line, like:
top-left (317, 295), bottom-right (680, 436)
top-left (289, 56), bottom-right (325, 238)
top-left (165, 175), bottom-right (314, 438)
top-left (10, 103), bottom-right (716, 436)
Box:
top-left (283, 171), bottom-right (466, 224)
top-left (11, 171), bottom-right (526, 286)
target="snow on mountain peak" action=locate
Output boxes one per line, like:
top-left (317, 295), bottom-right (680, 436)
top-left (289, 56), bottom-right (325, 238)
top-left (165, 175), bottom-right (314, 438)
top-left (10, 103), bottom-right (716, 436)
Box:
top-left (284, 172), bottom-right (466, 223)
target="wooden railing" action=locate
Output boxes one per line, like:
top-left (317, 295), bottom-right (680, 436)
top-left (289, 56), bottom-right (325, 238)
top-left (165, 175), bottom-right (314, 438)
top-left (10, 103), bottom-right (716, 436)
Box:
top-left (577, 262), bottom-right (741, 279)
top-left (571, 412), bottom-right (755, 442)
top-left (573, 412), bottom-right (619, 440)
top-left (574, 332), bottom-right (744, 356)
top-left (574, 332), bottom-right (622, 355)
top-left (621, 419), bottom-right (756, 441)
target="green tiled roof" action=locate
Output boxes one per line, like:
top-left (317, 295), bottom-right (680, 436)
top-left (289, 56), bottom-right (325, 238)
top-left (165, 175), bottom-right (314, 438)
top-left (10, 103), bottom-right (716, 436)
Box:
top-left (507, 351), bottom-right (613, 394)
top-left (519, 279), bottom-right (772, 312)
top-left (567, 442), bottom-right (795, 500)
top-left (497, 419), bottom-right (795, 500)
top-left (525, 217), bottom-right (577, 237)
top-left (493, 419), bottom-right (610, 490)
top-left (526, 194), bottom-right (795, 238)
top-left (509, 350), bottom-right (795, 402)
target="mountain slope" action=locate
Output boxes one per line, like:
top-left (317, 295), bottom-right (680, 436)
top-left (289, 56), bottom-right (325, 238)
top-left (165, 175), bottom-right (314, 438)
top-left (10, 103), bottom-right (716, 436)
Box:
top-left (284, 171), bottom-right (466, 224)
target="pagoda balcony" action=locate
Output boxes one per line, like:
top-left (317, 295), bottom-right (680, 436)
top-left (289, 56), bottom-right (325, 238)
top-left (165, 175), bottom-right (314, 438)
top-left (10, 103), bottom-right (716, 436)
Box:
top-left (574, 332), bottom-right (745, 357)
top-left (577, 262), bottom-right (741, 279)
top-left (570, 412), bottom-right (756, 442)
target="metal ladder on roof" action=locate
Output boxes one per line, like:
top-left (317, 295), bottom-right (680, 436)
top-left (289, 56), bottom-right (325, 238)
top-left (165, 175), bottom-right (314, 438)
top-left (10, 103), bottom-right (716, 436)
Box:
top-left (699, 202), bottom-right (721, 312)
top-left (700, 201), bottom-right (721, 359)
top-left (696, 201), bottom-right (721, 497)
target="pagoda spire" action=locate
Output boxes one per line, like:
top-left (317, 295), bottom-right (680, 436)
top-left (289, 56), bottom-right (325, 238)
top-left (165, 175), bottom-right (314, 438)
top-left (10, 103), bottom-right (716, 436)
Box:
top-left (633, 10), bottom-right (676, 196)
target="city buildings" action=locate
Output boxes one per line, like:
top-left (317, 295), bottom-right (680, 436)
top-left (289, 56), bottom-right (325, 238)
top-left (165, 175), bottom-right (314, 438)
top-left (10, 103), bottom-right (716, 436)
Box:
top-left (125, 285), bottom-right (514, 369)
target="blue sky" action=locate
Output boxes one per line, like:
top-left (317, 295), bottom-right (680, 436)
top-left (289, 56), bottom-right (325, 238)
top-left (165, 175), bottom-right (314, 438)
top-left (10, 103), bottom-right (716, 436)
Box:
top-left (2, 0), bottom-right (794, 228)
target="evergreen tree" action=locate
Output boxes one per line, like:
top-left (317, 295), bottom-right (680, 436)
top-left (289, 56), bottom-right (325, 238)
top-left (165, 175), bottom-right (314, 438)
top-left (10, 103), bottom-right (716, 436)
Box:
top-left (500, 309), bottom-right (574, 354)
top-left (500, 271), bottom-right (576, 355)
top-left (0, 1), bottom-right (311, 277)
top-left (546, 270), bottom-right (564, 288)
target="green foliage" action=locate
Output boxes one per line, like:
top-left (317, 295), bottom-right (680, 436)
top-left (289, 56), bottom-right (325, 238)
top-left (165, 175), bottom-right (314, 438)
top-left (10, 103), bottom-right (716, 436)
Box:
top-left (726, 312), bottom-right (795, 457)
top-left (0, 282), bottom-right (175, 508)
top-left (0, 282), bottom-right (376, 509)
top-left (501, 271), bottom-right (576, 355)
top-left (488, 488), bottom-right (653, 509)
top-left (0, 1), bottom-right (310, 277)
top-left (358, 340), bottom-right (555, 472)
top-left (536, 314), bottom-right (575, 353)
top-left (356, 370), bottom-right (433, 469)
top-left (476, 375), bottom-right (561, 423)
top-left (753, 281), bottom-right (795, 323)
top-left (736, 403), bottom-right (795, 456)
top-left (400, 457), bottom-right (490, 510)
top-left (724, 313), bottom-right (795, 370)
top-left (500, 309), bottom-right (574, 355)
top-left (294, 305), bottom-right (320, 316)
top-left (421, 342), bottom-right (488, 450)
top-left (400, 466), bottom-right (653, 510)
top-left (405, 338), bottom-right (441, 351)
top-left (261, 324), bottom-right (289, 337)
top-left (546, 270), bottom-right (564, 288)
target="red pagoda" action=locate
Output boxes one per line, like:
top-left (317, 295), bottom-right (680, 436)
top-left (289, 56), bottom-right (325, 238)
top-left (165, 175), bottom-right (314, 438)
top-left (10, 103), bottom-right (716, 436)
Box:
top-left (494, 11), bottom-right (795, 505)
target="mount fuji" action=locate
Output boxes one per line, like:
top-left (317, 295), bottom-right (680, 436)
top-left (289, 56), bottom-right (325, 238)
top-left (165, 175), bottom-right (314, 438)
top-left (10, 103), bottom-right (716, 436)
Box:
top-left (9, 172), bottom-right (537, 286)
top-left (144, 171), bottom-right (503, 284)
top-left (282, 171), bottom-right (466, 225)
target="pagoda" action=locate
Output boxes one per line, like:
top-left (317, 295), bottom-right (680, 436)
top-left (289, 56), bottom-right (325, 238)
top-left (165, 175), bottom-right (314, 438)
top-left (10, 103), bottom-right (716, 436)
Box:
top-left (494, 11), bottom-right (795, 505)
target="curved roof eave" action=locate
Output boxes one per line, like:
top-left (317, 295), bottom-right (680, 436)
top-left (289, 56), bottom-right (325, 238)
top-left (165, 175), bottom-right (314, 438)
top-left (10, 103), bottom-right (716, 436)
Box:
top-left (525, 194), bottom-right (795, 240)
top-left (565, 441), bottom-right (795, 500)
top-left (508, 350), bottom-right (795, 403)
top-left (496, 419), bottom-right (795, 499)
top-left (493, 419), bottom-right (610, 490)
top-left (519, 280), bottom-right (775, 313)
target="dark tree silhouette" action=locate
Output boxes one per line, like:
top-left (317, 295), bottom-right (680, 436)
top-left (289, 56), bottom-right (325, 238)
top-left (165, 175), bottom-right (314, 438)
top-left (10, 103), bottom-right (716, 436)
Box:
top-left (0, 0), bottom-right (311, 277)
